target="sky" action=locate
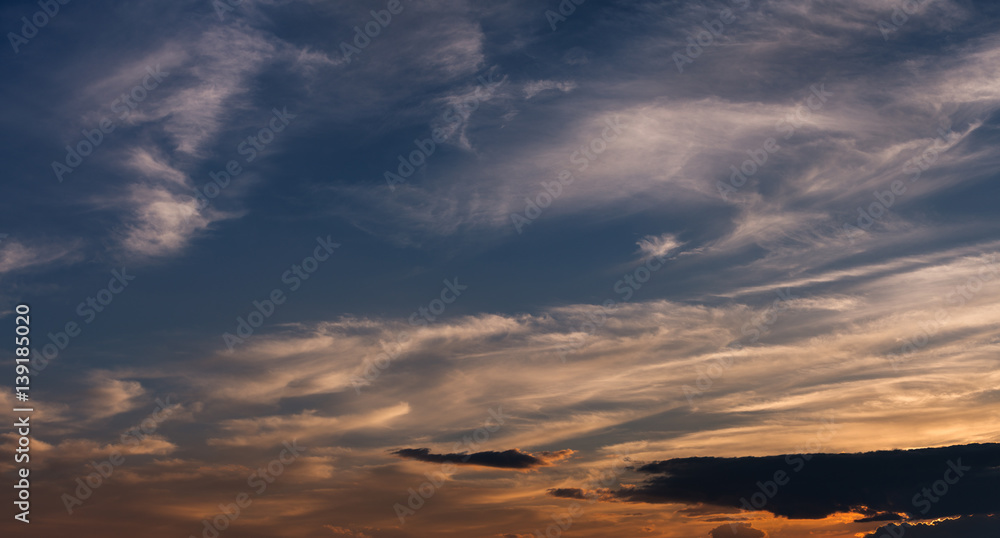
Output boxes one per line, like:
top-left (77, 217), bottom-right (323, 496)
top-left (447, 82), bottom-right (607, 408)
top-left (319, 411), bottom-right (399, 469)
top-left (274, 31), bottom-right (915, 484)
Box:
top-left (1, 0), bottom-right (999, 536)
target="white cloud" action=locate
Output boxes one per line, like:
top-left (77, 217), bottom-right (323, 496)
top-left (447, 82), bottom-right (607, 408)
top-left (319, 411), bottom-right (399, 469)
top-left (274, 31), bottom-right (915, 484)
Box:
top-left (83, 375), bottom-right (146, 421)
top-left (0, 238), bottom-right (80, 275)
top-left (206, 403), bottom-right (412, 447)
top-left (636, 233), bottom-right (684, 260)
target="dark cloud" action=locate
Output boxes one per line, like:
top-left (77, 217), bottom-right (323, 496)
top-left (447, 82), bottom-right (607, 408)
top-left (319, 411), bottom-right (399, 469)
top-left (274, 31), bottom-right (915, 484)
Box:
top-left (547, 486), bottom-right (619, 503)
top-left (862, 515), bottom-right (1000, 538)
top-left (708, 522), bottom-right (766, 538)
top-left (854, 512), bottom-right (905, 523)
top-left (548, 488), bottom-right (587, 499)
top-left (616, 443), bottom-right (1000, 520)
top-left (393, 447), bottom-right (572, 469)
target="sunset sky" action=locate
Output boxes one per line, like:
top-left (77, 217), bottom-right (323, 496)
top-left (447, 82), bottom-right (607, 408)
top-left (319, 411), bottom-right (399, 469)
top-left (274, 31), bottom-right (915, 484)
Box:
top-left (2, 0), bottom-right (999, 537)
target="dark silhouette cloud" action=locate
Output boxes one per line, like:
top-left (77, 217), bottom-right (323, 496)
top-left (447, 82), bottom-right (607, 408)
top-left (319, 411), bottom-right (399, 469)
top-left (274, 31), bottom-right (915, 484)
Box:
top-left (393, 448), bottom-right (572, 469)
top-left (862, 515), bottom-right (1000, 538)
top-left (854, 512), bottom-right (905, 523)
top-left (615, 443), bottom-right (1000, 520)
top-left (708, 522), bottom-right (766, 538)
top-left (549, 488), bottom-right (588, 499)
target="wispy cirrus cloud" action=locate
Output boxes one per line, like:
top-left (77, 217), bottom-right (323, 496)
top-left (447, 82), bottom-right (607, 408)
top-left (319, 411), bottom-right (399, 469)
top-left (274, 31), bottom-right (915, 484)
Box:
top-left (0, 238), bottom-right (81, 275)
top-left (636, 233), bottom-right (684, 260)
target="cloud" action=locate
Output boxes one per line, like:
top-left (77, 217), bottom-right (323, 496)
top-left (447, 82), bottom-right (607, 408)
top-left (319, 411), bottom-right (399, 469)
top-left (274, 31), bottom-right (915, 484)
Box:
top-left (616, 443), bottom-right (1000, 520)
top-left (547, 487), bottom-right (619, 503)
top-left (636, 233), bottom-right (684, 260)
top-left (393, 448), bottom-right (574, 469)
top-left (66, 22), bottom-right (283, 259)
top-left (118, 183), bottom-right (227, 259)
top-left (323, 526), bottom-right (372, 538)
top-left (2, 433), bottom-right (177, 471)
top-left (0, 238), bottom-right (80, 275)
top-left (119, 245), bottom-right (1000, 472)
top-left (135, 25), bottom-right (279, 158)
top-left (206, 403), bottom-right (411, 447)
top-left (430, 66), bottom-right (509, 150)
top-left (110, 148), bottom-right (239, 259)
top-left (709, 523), bottom-right (766, 538)
top-left (326, 9), bottom-right (1000, 273)
top-left (862, 515), bottom-right (1000, 538)
top-left (855, 512), bottom-right (905, 523)
top-left (83, 375), bottom-right (146, 421)
top-left (548, 488), bottom-right (587, 499)
top-left (523, 80), bottom-right (576, 99)
top-left (70, 20), bottom-right (342, 260)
